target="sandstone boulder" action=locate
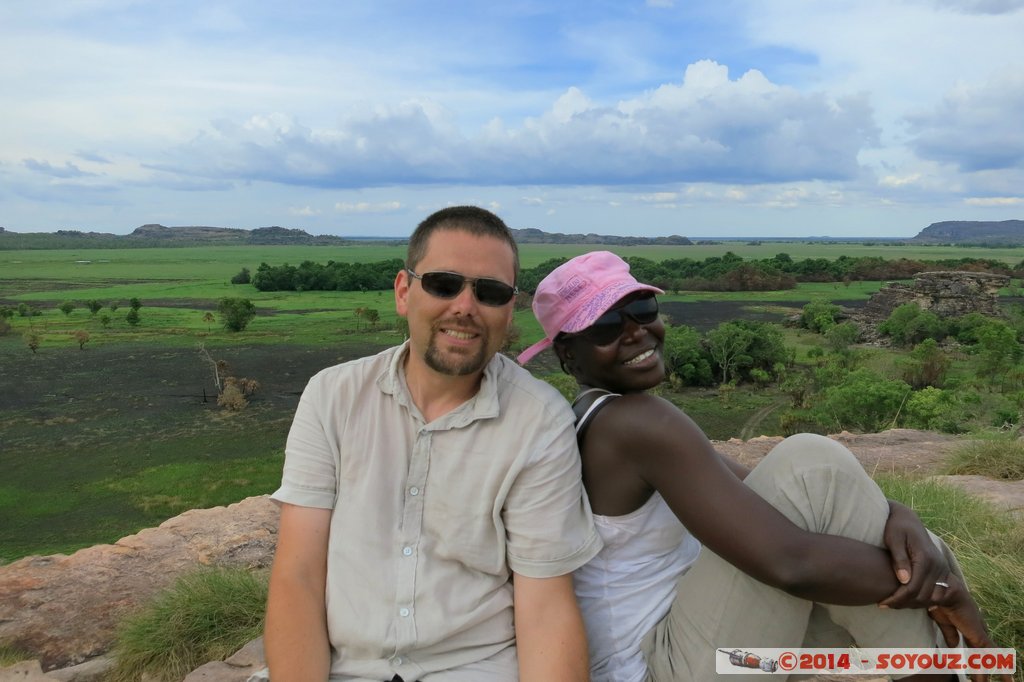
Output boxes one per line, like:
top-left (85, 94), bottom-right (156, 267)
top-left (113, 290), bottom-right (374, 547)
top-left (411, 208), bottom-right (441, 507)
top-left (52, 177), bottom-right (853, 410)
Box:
top-left (0, 496), bottom-right (278, 671)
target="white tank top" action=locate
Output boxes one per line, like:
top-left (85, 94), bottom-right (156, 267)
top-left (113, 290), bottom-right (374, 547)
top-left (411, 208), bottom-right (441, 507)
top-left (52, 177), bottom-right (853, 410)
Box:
top-left (574, 491), bottom-right (702, 682)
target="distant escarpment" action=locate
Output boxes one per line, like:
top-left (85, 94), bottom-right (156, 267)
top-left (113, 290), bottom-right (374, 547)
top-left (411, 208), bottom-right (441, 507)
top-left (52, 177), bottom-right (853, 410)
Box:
top-left (0, 224), bottom-right (694, 250)
top-left (0, 224), bottom-right (352, 249)
top-left (510, 227), bottom-right (691, 246)
top-left (911, 220), bottom-right (1024, 246)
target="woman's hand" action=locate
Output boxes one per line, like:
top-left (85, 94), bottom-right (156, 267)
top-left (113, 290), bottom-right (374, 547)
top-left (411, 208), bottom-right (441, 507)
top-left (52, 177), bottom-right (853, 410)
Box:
top-left (877, 500), bottom-right (949, 609)
top-left (927, 575), bottom-right (1013, 682)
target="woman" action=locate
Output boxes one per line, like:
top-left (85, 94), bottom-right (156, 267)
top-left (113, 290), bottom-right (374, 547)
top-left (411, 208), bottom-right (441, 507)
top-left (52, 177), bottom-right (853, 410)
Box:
top-left (517, 251), bottom-right (1008, 682)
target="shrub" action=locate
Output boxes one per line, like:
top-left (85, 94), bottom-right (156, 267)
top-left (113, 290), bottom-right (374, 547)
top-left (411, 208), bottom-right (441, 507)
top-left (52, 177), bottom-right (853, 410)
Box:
top-left (899, 338), bottom-right (951, 389)
top-left (879, 303), bottom-right (947, 346)
top-left (129, 297), bottom-right (142, 311)
top-left (73, 330), bottom-right (90, 350)
top-left (823, 321), bottom-right (859, 355)
top-left (58, 301), bottom-right (76, 316)
top-left (107, 568), bottom-right (268, 682)
top-left (800, 299), bottom-right (841, 333)
top-left (903, 387), bottom-right (963, 433)
top-left (125, 309), bottom-right (141, 326)
top-left (816, 368), bottom-right (910, 432)
top-left (0, 319), bottom-right (10, 337)
top-left (230, 267), bottom-right (251, 285)
top-left (217, 298), bottom-right (256, 332)
top-left (86, 299), bottom-right (103, 315)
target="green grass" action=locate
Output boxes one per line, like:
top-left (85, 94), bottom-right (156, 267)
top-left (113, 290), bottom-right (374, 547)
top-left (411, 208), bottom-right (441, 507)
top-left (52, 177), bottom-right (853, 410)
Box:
top-left (0, 407), bottom-right (288, 562)
top-left (0, 644), bottom-right (32, 666)
top-left (107, 568), bottom-right (268, 682)
top-left (876, 475), bottom-right (1024, 667)
top-left (944, 438), bottom-right (1024, 480)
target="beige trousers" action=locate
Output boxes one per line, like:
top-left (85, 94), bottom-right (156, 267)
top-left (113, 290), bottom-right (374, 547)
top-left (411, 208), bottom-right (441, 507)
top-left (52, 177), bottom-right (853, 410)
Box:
top-left (641, 433), bottom-right (964, 681)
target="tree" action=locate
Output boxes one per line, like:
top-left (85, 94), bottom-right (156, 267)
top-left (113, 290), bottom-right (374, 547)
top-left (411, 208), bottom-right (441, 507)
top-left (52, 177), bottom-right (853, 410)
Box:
top-left (230, 267), bottom-right (251, 285)
top-left (824, 321), bottom-right (860, 358)
top-left (362, 308), bottom-right (380, 328)
top-left (899, 338), bottom-right (950, 389)
top-left (975, 321), bottom-right (1022, 383)
top-left (25, 332), bottom-right (40, 354)
top-left (202, 311), bottom-right (215, 331)
top-left (217, 297), bottom-right (256, 332)
top-left (100, 314), bottom-right (112, 327)
top-left (662, 324), bottom-right (713, 386)
top-left (129, 297), bottom-right (142, 312)
top-left (706, 322), bottom-right (755, 385)
top-left (125, 309), bottom-right (141, 326)
top-left (86, 299), bottom-right (103, 315)
top-left (0, 307), bottom-right (13, 320)
top-left (800, 299), bottom-right (841, 333)
top-left (109, 301), bottom-right (120, 313)
top-left (73, 330), bottom-right (90, 350)
top-left (58, 301), bottom-right (76, 316)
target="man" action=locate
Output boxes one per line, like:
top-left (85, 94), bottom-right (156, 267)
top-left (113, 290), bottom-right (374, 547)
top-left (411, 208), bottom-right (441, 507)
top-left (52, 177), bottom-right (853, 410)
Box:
top-left (264, 206), bottom-right (601, 682)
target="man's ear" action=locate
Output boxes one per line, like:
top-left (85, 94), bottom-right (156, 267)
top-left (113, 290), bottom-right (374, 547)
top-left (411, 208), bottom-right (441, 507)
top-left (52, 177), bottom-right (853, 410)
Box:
top-left (394, 268), bottom-right (410, 317)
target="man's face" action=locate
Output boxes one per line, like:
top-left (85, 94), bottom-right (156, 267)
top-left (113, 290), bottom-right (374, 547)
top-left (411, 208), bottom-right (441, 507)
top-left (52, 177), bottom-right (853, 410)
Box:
top-left (395, 228), bottom-right (516, 377)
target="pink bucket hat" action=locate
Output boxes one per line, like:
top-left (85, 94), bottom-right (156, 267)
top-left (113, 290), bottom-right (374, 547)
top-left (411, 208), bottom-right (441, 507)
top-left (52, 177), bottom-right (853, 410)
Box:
top-left (517, 251), bottom-right (664, 364)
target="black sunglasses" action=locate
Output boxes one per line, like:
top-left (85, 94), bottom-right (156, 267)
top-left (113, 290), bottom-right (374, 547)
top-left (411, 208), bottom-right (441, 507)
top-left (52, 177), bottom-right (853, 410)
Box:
top-left (407, 268), bottom-right (518, 307)
top-left (569, 295), bottom-right (660, 346)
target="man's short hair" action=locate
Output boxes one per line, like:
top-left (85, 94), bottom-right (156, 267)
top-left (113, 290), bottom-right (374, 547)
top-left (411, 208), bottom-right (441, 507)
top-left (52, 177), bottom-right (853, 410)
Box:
top-left (406, 206), bottom-right (520, 281)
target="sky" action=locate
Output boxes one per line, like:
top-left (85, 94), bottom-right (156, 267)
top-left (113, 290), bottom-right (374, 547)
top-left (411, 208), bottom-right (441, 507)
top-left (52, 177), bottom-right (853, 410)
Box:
top-left (1, 1), bottom-right (1023, 239)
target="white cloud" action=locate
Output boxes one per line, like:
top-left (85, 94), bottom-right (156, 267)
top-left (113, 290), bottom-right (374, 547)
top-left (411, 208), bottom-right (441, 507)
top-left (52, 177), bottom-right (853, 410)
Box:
top-left (906, 70), bottom-right (1024, 172)
top-left (334, 201), bottom-right (403, 213)
top-left (964, 196), bottom-right (1024, 206)
top-left (290, 206), bottom-right (322, 216)
top-left (22, 158), bottom-right (96, 178)
top-left (148, 60), bottom-right (876, 189)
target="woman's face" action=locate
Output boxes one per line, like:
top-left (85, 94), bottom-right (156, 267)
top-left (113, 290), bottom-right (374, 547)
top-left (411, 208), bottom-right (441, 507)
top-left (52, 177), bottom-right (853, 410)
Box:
top-left (557, 291), bottom-right (666, 393)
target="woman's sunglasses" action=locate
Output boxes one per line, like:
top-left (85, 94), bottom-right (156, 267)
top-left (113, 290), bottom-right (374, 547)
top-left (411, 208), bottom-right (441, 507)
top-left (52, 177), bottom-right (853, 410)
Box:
top-left (568, 295), bottom-right (660, 346)
top-left (406, 268), bottom-right (518, 307)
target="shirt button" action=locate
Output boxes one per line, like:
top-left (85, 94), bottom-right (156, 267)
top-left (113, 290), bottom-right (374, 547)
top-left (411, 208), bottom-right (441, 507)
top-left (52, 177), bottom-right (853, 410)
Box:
top-left (399, 607), bottom-right (411, 617)
top-left (402, 546), bottom-right (412, 556)
top-left (409, 486), bottom-right (419, 496)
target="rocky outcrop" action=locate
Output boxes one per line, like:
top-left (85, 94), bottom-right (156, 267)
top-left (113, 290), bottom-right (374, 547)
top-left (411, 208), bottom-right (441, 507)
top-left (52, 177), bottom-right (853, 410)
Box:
top-left (853, 270), bottom-right (1008, 341)
top-left (0, 496), bottom-right (278, 672)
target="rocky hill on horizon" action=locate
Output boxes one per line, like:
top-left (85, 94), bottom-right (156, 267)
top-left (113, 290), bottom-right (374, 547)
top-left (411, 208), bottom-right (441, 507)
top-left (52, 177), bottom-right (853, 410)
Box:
top-left (0, 222), bottom-right (696, 250)
top-left (910, 219), bottom-right (1024, 245)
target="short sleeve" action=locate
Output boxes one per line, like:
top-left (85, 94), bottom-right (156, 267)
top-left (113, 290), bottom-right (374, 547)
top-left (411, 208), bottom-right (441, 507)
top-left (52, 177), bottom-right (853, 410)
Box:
top-left (503, 406), bottom-right (602, 578)
top-left (271, 372), bottom-right (338, 509)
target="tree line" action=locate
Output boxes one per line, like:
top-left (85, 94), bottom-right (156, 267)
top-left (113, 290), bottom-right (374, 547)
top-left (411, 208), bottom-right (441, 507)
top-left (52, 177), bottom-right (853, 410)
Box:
top-left (249, 254), bottom-right (1023, 293)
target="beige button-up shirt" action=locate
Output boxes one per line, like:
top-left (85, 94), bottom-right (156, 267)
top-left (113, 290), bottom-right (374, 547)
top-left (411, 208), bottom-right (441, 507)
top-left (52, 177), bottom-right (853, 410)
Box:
top-left (273, 343), bottom-right (601, 680)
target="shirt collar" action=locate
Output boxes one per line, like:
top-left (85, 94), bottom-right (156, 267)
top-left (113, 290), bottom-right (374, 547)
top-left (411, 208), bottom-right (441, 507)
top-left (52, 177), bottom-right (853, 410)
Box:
top-left (377, 341), bottom-right (503, 429)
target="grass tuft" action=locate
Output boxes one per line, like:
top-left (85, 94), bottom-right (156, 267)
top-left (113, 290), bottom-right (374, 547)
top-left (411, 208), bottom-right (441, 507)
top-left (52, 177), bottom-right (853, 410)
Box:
top-left (107, 568), bottom-right (268, 682)
top-left (0, 644), bottom-right (33, 666)
top-left (944, 438), bottom-right (1024, 480)
top-left (876, 474), bottom-right (1024, 667)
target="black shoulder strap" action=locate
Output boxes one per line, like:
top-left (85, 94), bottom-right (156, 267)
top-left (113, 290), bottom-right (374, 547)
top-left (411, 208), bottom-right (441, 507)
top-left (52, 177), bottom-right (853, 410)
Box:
top-left (571, 388), bottom-right (620, 445)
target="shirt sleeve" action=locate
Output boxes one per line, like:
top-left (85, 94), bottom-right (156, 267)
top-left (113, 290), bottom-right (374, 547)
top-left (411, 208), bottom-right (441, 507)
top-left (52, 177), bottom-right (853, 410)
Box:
top-left (271, 371), bottom-right (339, 509)
top-left (503, 401), bottom-right (602, 578)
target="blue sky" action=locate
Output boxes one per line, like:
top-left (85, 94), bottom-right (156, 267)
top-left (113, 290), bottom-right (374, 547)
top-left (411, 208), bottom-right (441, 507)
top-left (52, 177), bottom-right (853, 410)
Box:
top-left (1, 0), bottom-right (1022, 238)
